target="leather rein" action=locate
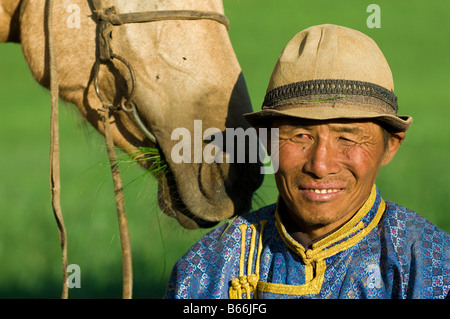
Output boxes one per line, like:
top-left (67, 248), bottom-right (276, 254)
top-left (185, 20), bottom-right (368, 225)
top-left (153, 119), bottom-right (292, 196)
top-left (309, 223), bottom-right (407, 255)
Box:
top-left (44, 0), bottom-right (229, 299)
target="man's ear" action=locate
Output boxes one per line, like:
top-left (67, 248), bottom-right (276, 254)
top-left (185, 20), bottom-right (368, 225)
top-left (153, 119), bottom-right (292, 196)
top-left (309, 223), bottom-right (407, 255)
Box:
top-left (381, 131), bottom-right (406, 166)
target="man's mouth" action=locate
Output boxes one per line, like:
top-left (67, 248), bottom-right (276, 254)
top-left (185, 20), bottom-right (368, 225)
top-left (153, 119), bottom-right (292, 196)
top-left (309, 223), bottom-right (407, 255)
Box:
top-left (306, 188), bottom-right (342, 194)
top-left (298, 185), bottom-right (345, 201)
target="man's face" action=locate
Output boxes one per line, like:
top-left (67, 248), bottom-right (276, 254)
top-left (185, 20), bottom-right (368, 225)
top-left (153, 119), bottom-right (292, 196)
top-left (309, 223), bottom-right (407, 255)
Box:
top-left (272, 118), bottom-right (404, 238)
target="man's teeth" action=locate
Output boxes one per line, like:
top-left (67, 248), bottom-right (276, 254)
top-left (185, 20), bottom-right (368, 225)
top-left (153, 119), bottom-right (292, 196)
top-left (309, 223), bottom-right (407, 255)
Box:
top-left (309, 189), bottom-right (340, 194)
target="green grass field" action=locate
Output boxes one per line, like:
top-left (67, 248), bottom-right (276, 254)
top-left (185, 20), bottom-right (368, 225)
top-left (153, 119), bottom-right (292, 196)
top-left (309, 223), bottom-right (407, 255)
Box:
top-left (0, 0), bottom-right (449, 298)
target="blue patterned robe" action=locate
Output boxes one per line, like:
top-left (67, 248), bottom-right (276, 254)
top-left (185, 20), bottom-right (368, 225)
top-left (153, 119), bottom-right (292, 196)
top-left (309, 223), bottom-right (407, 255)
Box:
top-left (165, 186), bottom-right (450, 299)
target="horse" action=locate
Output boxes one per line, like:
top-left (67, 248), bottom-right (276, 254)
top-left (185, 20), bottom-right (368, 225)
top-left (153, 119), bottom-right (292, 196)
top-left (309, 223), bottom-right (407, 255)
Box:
top-left (1, 0), bottom-right (264, 298)
top-left (1, 0), bottom-right (263, 229)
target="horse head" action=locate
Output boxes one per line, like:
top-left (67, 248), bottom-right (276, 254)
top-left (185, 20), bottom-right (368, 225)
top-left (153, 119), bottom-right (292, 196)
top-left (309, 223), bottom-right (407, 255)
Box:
top-left (3, 0), bottom-right (263, 229)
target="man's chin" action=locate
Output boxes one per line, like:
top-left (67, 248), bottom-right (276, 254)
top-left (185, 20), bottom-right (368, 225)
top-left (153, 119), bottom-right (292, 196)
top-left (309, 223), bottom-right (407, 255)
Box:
top-left (291, 201), bottom-right (352, 231)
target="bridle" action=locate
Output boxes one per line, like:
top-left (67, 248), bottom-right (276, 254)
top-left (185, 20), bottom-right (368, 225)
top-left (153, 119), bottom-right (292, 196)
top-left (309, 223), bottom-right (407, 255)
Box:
top-left (42, 0), bottom-right (229, 299)
top-left (91, 0), bottom-right (229, 144)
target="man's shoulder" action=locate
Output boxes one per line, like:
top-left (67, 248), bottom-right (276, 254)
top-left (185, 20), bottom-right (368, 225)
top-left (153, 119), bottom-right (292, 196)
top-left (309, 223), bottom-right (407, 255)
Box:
top-left (201, 203), bottom-right (277, 245)
top-left (382, 201), bottom-right (450, 240)
top-left (169, 203), bottom-right (277, 267)
top-left (380, 201), bottom-right (450, 298)
top-left (233, 203), bottom-right (277, 227)
top-left (380, 201), bottom-right (450, 265)
top-left (164, 203), bottom-right (277, 298)
top-left (177, 203), bottom-right (276, 256)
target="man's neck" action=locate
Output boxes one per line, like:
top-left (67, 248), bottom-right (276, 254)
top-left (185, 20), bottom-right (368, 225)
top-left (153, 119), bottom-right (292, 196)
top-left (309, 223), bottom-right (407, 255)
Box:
top-left (277, 199), bottom-right (354, 248)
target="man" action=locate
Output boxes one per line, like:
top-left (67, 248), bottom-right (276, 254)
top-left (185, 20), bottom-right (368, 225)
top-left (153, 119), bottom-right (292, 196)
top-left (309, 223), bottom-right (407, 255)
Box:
top-left (165, 24), bottom-right (450, 299)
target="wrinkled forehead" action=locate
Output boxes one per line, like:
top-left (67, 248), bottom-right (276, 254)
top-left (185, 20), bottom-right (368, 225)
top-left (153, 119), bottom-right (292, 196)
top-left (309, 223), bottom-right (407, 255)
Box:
top-left (271, 117), bottom-right (381, 130)
top-left (270, 118), bottom-right (389, 142)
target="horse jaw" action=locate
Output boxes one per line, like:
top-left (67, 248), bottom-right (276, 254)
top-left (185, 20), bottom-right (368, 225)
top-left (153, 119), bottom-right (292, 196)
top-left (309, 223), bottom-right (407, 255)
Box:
top-left (112, 2), bottom-right (263, 228)
top-left (113, 64), bottom-right (262, 229)
top-left (134, 70), bottom-right (263, 229)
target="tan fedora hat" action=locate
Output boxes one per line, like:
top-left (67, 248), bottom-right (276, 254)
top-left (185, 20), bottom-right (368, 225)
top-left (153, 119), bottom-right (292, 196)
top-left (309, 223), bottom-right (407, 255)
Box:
top-left (244, 24), bottom-right (413, 132)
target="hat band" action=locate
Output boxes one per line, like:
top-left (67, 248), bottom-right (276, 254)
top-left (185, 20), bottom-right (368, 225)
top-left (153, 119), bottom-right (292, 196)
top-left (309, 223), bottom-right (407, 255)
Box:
top-left (262, 79), bottom-right (398, 112)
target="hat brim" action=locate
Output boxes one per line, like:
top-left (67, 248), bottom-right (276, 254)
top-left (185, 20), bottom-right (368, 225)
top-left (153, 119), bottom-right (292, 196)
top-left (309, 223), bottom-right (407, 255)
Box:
top-left (244, 103), bottom-right (413, 132)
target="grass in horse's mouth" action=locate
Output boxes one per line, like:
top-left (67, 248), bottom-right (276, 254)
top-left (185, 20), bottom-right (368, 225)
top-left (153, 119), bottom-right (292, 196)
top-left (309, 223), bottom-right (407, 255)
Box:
top-left (116, 146), bottom-right (219, 228)
top-left (116, 146), bottom-right (168, 177)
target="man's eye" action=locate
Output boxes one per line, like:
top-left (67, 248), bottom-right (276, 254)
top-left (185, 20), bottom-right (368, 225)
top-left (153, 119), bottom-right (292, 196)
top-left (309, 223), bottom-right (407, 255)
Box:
top-left (291, 134), bottom-right (311, 143)
top-left (339, 136), bottom-right (356, 144)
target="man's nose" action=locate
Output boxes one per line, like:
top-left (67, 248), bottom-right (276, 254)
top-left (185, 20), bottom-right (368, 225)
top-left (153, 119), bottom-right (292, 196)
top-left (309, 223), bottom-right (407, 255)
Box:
top-left (303, 140), bottom-right (340, 179)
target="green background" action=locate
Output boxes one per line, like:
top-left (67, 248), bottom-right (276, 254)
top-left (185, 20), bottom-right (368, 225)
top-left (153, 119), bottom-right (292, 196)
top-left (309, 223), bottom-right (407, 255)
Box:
top-left (0, 0), bottom-right (449, 298)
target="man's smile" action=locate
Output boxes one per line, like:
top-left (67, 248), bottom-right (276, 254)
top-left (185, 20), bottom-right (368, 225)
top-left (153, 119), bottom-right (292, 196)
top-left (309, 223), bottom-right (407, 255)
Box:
top-left (298, 186), bottom-right (345, 201)
top-left (303, 188), bottom-right (343, 194)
